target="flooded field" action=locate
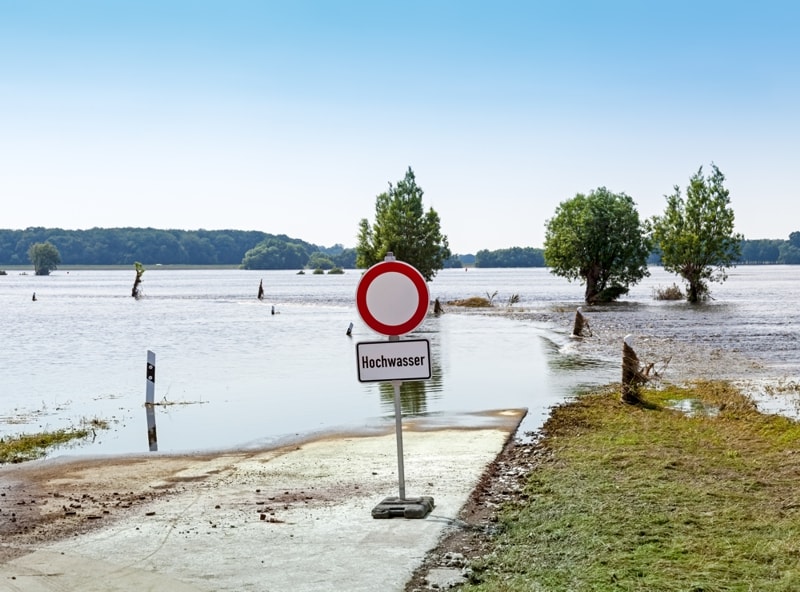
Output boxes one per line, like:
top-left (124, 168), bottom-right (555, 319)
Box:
top-left (1, 265), bottom-right (798, 457)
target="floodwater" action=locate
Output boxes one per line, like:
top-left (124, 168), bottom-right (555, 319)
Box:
top-left (1, 265), bottom-right (798, 457)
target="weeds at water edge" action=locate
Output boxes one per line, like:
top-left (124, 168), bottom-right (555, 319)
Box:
top-left (0, 417), bottom-right (111, 464)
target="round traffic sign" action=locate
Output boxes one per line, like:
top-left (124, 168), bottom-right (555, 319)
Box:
top-left (355, 260), bottom-right (429, 336)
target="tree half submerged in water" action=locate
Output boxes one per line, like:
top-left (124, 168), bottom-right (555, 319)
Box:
top-left (132, 262), bottom-right (145, 299)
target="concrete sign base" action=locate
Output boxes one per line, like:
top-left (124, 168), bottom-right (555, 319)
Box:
top-left (371, 495), bottom-right (435, 519)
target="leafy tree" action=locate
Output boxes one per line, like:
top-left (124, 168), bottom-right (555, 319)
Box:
top-left (241, 238), bottom-right (310, 270)
top-left (779, 243), bottom-right (800, 264)
top-left (475, 247), bottom-right (545, 268)
top-left (651, 164), bottom-right (743, 303)
top-left (27, 241), bottom-right (61, 275)
top-left (178, 233), bottom-right (217, 265)
top-left (307, 252), bottom-right (335, 270)
top-left (331, 248), bottom-right (357, 269)
top-left (356, 167), bottom-right (450, 281)
top-left (544, 187), bottom-right (651, 303)
top-left (458, 253), bottom-right (476, 266)
top-left (442, 254), bottom-right (463, 269)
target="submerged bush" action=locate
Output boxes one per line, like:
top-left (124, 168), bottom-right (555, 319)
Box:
top-left (448, 296), bottom-right (493, 308)
top-left (652, 283), bottom-right (684, 300)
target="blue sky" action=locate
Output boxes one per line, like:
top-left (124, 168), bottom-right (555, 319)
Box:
top-left (1, 1), bottom-right (798, 254)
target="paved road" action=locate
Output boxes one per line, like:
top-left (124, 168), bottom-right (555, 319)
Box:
top-left (0, 409), bottom-right (523, 592)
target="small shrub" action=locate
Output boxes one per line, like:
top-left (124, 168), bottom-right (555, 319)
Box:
top-left (312, 268), bottom-right (325, 275)
top-left (652, 283), bottom-right (684, 300)
top-left (328, 267), bottom-right (344, 274)
top-left (595, 284), bottom-right (629, 302)
top-left (448, 296), bottom-right (493, 308)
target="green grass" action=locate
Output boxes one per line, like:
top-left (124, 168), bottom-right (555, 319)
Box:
top-left (463, 381), bottom-right (800, 591)
top-left (0, 418), bottom-right (110, 464)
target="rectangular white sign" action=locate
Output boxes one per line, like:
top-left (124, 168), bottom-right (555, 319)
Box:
top-left (356, 339), bottom-right (431, 383)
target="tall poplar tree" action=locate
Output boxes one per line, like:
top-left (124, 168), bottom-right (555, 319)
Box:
top-left (651, 164), bottom-right (743, 303)
top-left (356, 167), bottom-right (450, 282)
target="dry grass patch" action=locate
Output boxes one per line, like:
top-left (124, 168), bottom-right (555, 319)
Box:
top-left (448, 296), bottom-right (494, 308)
top-left (652, 283), bottom-right (684, 300)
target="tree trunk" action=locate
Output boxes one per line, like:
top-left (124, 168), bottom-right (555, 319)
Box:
top-left (584, 267), bottom-right (601, 303)
top-left (687, 281), bottom-right (699, 303)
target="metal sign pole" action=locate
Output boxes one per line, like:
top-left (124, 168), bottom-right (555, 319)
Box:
top-left (383, 253), bottom-right (407, 500)
top-left (389, 338), bottom-right (406, 499)
top-left (392, 380), bottom-right (405, 499)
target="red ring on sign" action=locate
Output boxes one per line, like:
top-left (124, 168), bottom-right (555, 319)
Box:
top-left (356, 261), bottom-right (429, 336)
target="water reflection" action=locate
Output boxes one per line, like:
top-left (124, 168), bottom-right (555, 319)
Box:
top-left (145, 405), bottom-right (158, 451)
top-left (379, 381), bottom-right (430, 416)
top-left (539, 336), bottom-right (609, 370)
top-left (377, 337), bottom-right (444, 416)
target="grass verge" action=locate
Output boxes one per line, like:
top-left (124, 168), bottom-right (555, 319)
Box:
top-left (464, 381), bottom-right (800, 591)
top-left (0, 418), bottom-right (110, 464)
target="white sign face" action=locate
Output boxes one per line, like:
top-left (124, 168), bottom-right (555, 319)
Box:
top-left (365, 271), bottom-right (421, 327)
top-left (355, 260), bottom-right (430, 336)
top-left (356, 339), bottom-right (432, 383)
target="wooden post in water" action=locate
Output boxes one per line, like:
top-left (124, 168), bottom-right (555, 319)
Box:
top-left (621, 335), bottom-right (642, 404)
top-left (572, 306), bottom-right (586, 337)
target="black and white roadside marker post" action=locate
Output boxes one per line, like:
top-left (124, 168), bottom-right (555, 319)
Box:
top-left (355, 253), bottom-right (434, 519)
top-left (145, 350), bottom-right (158, 451)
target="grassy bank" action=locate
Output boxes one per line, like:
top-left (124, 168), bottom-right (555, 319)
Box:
top-left (464, 381), bottom-right (800, 591)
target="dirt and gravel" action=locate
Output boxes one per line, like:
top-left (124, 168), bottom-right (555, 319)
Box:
top-left (0, 453), bottom-right (233, 563)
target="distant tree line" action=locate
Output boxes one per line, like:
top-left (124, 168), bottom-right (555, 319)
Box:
top-left (473, 235), bottom-right (800, 269)
top-left (474, 247), bottom-right (545, 268)
top-left (737, 233), bottom-right (800, 264)
top-left (645, 235), bottom-right (800, 266)
top-left (0, 227), bottom-right (356, 270)
top-left (241, 238), bottom-right (356, 270)
top-left (2, 226), bottom-right (799, 272)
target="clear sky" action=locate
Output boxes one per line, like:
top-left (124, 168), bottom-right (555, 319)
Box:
top-left (1, 1), bottom-right (798, 254)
